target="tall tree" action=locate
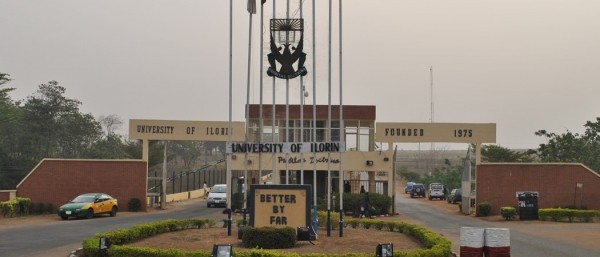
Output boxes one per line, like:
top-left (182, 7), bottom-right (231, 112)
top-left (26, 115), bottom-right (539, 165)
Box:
top-left (535, 118), bottom-right (600, 173)
top-left (98, 114), bottom-right (123, 135)
top-left (19, 81), bottom-right (102, 159)
top-left (478, 144), bottom-right (535, 162)
top-left (0, 73), bottom-right (23, 189)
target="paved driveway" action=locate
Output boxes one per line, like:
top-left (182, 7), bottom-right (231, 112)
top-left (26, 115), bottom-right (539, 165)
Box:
top-left (395, 190), bottom-right (600, 256)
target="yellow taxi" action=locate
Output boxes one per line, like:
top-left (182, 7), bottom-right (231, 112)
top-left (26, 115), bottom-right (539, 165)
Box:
top-left (58, 193), bottom-right (118, 220)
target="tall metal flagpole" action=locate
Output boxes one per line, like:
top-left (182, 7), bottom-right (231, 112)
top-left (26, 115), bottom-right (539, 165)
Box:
top-left (226, 0), bottom-right (233, 236)
top-left (311, 0), bottom-right (318, 238)
top-left (338, 0), bottom-right (344, 237)
top-left (271, 1), bottom-right (277, 184)
top-left (285, 0), bottom-right (290, 185)
top-left (259, 0), bottom-right (265, 183)
top-left (326, 0), bottom-right (332, 237)
top-left (299, 0), bottom-right (305, 186)
top-left (244, 0), bottom-right (256, 226)
top-left (430, 66), bottom-right (435, 174)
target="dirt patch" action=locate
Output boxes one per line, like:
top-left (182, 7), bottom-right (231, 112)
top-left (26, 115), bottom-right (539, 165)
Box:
top-left (129, 224), bottom-right (424, 254)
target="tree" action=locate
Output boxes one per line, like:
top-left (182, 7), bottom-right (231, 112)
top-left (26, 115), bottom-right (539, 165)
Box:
top-left (421, 159), bottom-right (462, 191)
top-left (478, 144), bottom-right (534, 162)
top-left (0, 73), bottom-right (23, 189)
top-left (397, 166), bottom-right (421, 182)
top-left (168, 141), bottom-right (203, 169)
top-left (534, 118), bottom-right (600, 173)
top-left (19, 81), bottom-right (103, 159)
top-left (98, 114), bottom-right (123, 135)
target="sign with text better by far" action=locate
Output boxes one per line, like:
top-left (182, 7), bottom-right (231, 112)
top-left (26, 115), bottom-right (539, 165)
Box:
top-left (375, 122), bottom-right (496, 143)
top-left (129, 119), bottom-right (245, 141)
top-left (249, 184), bottom-right (311, 228)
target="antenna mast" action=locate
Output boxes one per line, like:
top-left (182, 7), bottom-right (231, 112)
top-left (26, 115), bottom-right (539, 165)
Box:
top-left (429, 66), bottom-right (435, 175)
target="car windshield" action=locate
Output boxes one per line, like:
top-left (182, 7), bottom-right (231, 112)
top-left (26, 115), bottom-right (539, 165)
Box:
top-left (71, 195), bottom-right (95, 203)
top-left (431, 184), bottom-right (443, 189)
top-left (211, 186), bottom-right (227, 193)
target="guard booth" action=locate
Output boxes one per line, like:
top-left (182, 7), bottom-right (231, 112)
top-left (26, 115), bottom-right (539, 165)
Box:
top-left (517, 191), bottom-right (539, 220)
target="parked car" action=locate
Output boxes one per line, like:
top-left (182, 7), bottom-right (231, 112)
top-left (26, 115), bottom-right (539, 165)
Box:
top-left (404, 182), bottom-right (415, 194)
top-left (428, 183), bottom-right (446, 201)
top-left (58, 193), bottom-right (118, 220)
top-left (206, 184), bottom-right (227, 208)
top-left (447, 188), bottom-right (462, 204)
top-left (410, 183), bottom-right (426, 198)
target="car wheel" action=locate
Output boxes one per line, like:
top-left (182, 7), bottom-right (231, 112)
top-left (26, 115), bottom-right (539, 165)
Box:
top-left (110, 206), bottom-right (117, 217)
top-left (207, 203), bottom-right (211, 208)
top-left (428, 197), bottom-right (432, 200)
top-left (60, 215), bottom-right (68, 220)
top-left (86, 208), bottom-right (94, 219)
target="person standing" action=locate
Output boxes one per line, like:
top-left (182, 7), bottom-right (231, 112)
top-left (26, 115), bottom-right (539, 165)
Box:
top-left (361, 192), bottom-right (371, 218)
top-left (203, 181), bottom-right (209, 199)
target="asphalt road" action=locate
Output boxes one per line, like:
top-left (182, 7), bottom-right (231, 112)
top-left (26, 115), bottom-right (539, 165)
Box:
top-left (0, 200), bottom-right (226, 257)
top-left (1, 195), bottom-right (598, 257)
top-left (396, 195), bottom-right (600, 257)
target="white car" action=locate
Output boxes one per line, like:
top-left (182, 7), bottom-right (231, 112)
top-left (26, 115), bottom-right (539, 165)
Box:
top-left (428, 183), bottom-right (446, 201)
top-left (206, 184), bottom-right (227, 208)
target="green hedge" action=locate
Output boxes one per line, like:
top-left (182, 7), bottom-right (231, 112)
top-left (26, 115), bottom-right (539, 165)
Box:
top-left (477, 202), bottom-right (491, 216)
top-left (82, 218), bottom-right (216, 257)
top-left (500, 207), bottom-right (516, 220)
top-left (317, 210), bottom-right (341, 229)
top-left (82, 218), bottom-right (451, 257)
top-left (539, 208), bottom-right (600, 223)
top-left (317, 192), bottom-right (393, 216)
top-left (241, 226), bottom-right (296, 249)
top-left (0, 197), bottom-right (31, 217)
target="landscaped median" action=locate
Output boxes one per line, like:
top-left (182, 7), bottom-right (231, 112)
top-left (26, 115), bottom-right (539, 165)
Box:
top-left (82, 217), bottom-right (452, 257)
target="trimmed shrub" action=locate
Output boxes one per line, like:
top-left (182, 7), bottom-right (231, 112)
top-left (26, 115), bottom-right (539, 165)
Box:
top-left (241, 226), bottom-right (296, 249)
top-left (44, 203), bottom-right (54, 214)
top-left (317, 210), bottom-right (340, 229)
top-left (500, 206), bottom-right (516, 220)
top-left (539, 208), bottom-right (600, 223)
top-left (127, 198), bottom-right (142, 212)
top-left (318, 192), bottom-right (392, 216)
top-left (477, 202), bottom-right (492, 216)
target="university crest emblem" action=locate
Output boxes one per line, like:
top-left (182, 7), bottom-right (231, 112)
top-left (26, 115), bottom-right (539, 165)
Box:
top-left (267, 19), bottom-right (307, 79)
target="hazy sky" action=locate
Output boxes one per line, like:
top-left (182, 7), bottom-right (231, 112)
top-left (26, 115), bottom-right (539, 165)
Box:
top-left (2, 0), bottom-right (599, 150)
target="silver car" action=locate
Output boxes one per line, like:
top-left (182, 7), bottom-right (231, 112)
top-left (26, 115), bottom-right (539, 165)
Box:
top-left (206, 184), bottom-right (227, 208)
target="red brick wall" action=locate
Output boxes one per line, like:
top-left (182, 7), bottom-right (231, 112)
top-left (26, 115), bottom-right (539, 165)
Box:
top-left (16, 159), bottom-right (147, 212)
top-left (0, 191), bottom-right (13, 202)
top-left (476, 163), bottom-right (600, 215)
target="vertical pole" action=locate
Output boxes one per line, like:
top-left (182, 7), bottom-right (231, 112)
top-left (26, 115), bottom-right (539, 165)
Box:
top-left (311, 0), bottom-right (318, 237)
top-left (271, 1), bottom-right (277, 184)
top-left (259, 0), bottom-right (265, 184)
top-left (243, 4), bottom-right (254, 226)
top-left (285, 0), bottom-right (290, 185)
top-left (226, 0), bottom-right (233, 236)
top-left (326, 0), bottom-right (332, 237)
top-left (300, 0), bottom-right (305, 186)
top-left (161, 141), bottom-right (167, 209)
top-left (338, 0), bottom-right (344, 237)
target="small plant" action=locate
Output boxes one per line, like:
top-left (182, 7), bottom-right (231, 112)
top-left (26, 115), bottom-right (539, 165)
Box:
top-left (241, 226), bottom-right (296, 249)
top-left (34, 203), bottom-right (45, 214)
top-left (127, 198), bottom-right (142, 212)
top-left (500, 206), bottom-right (516, 220)
top-left (44, 203), bottom-right (54, 214)
top-left (478, 202), bottom-right (492, 216)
